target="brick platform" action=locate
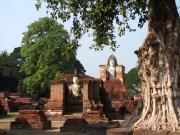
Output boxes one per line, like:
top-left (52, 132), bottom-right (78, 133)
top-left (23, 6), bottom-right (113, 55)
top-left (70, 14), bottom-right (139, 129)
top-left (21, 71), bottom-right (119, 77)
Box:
top-left (85, 121), bottom-right (120, 135)
top-left (10, 110), bottom-right (51, 130)
top-left (10, 121), bottom-right (51, 130)
top-left (16, 98), bottom-right (31, 105)
top-left (60, 118), bottom-right (88, 133)
top-left (82, 111), bottom-right (104, 123)
top-left (0, 101), bottom-right (7, 116)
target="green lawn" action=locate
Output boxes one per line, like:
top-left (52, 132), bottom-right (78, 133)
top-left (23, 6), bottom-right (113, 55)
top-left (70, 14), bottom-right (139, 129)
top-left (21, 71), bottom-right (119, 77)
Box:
top-left (1, 130), bottom-right (85, 135)
top-left (0, 112), bottom-right (18, 120)
top-left (0, 112), bottom-right (84, 135)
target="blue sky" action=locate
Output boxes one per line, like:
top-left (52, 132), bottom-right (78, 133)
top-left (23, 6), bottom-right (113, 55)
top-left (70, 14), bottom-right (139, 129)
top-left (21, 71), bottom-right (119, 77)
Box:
top-left (1, 1), bottom-right (180, 78)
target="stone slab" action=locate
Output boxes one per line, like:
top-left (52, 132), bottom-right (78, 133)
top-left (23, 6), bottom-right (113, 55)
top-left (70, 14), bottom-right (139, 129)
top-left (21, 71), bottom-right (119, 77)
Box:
top-left (10, 121), bottom-right (51, 130)
top-left (106, 128), bottom-right (134, 135)
top-left (85, 122), bottom-right (120, 135)
top-left (60, 126), bottom-right (83, 133)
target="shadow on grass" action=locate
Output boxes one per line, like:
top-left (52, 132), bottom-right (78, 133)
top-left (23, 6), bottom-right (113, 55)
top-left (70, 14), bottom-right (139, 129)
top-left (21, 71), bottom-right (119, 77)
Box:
top-left (1, 130), bottom-right (85, 135)
top-left (0, 112), bottom-right (18, 120)
top-left (0, 120), bottom-right (85, 135)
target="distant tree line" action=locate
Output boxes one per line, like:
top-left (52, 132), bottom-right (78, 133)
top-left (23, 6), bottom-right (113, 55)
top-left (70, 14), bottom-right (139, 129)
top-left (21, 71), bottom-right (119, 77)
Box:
top-left (0, 17), bottom-right (86, 95)
top-left (125, 68), bottom-right (141, 97)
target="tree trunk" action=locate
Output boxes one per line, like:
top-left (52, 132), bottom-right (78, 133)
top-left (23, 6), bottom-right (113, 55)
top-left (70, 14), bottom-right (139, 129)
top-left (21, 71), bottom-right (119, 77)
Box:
top-left (121, 0), bottom-right (180, 132)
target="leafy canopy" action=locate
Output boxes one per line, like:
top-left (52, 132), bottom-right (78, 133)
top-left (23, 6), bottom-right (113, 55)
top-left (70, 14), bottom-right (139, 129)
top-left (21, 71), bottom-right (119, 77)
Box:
top-left (21, 17), bottom-right (77, 95)
top-left (125, 68), bottom-right (141, 97)
top-left (36, 0), bottom-right (148, 51)
top-left (125, 68), bottom-right (141, 89)
top-left (0, 48), bottom-right (25, 92)
top-left (0, 50), bottom-right (9, 58)
top-left (0, 48), bottom-right (24, 79)
top-left (74, 59), bottom-right (86, 74)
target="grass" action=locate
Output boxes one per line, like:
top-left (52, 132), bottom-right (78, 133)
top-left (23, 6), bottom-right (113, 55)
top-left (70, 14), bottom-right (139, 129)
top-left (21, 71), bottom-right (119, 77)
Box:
top-left (0, 122), bottom-right (85, 135)
top-left (0, 122), bottom-right (10, 130)
top-left (0, 112), bottom-right (18, 120)
top-left (0, 112), bottom-right (84, 135)
top-left (1, 130), bottom-right (85, 135)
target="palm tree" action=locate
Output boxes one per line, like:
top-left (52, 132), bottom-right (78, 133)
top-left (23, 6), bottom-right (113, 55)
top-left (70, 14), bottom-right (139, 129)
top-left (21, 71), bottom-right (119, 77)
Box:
top-left (0, 50), bottom-right (9, 58)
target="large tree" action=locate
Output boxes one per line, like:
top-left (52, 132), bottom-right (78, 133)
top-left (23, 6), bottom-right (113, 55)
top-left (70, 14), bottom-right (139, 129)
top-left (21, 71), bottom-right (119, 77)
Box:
top-left (123, 0), bottom-right (180, 132)
top-left (21, 17), bottom-right (85, 95)
top-left (36, 0), bottom-right (148, 51)
top-left (0, 48), bottom-right (25, 92)
top-left (74, 59), bottom-right (86, 74)
top-left (36, 0), bottom-right (180, 133)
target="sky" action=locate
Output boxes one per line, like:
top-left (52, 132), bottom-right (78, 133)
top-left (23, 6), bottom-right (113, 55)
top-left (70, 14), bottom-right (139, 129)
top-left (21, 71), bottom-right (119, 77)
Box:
top-left (1, 1), bottom-right (180, 78)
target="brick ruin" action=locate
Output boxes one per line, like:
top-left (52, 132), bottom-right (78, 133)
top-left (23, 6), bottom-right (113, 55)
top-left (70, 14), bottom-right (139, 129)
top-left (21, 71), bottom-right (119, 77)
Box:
top-left (0, 92), bottom-right (32, 113)
top-left (10, 110), bottom-right (51, 130)
top-left (45, 74), bottom-right (104, 123)
top-left (2, 92), bottom-right (51, 130)
top-left (45, 54), bottom-right (138, 123)
top-left (0, 54), bottom-right (138, 132)
top-left (99, 54), bottom-right (138, 120)
top-left (0, 101), bottom-right (6, 116)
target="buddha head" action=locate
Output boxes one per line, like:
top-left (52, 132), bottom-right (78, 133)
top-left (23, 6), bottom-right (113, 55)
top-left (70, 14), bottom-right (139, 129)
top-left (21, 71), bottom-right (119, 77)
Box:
top-left (73, 69), bottom-right (79, 84)
top-left (107, 54), bottom-right (117, 67)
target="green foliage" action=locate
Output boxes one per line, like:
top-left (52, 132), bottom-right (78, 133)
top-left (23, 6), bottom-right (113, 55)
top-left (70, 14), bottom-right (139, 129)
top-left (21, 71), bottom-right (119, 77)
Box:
top-left (128, 88), bottom-right (137, 97)
top-left (0, 50), bottom-right (9, 58)
top-left (125, 68), bottom-right (141, 89)
top-left (0, 48), bottom-right (25, 92)
top-left (5, 48), bottom-right (25, 78)
top-left (20, 17), bottom-right (78, 95)
top-left (74, 59), bottom-right (86, 74)
top-left (36, 0), bottom-right (148, 51)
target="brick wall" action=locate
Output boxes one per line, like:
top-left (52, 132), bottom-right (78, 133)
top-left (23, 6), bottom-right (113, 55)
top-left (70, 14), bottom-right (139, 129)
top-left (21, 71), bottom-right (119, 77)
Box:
top-left (44, 80), bottom-right (65, 114)
top-left (9, 93), bottom-right (28, 98)
top-left (104, 79), bottom-right (128, 101)
top-left (116, 65), bottom-right (125, 84)
top-left (50, 81), bottom-right (64, 100)
top-left (11, 110), bottom-right (51, 130)
top-left (0, 92), bottom-right (9, 98)
top-left (99, 65), bottom-right (107, 82)
top-left (134, 94), bottom-right (139, 101)
top-left (16, 98), bottom-right (31, 105)
top-left (16, 110), bottom-right (47, 122)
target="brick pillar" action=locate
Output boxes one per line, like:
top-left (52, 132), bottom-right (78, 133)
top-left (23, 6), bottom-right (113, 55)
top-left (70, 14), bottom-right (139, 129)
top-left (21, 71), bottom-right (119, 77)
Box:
top-left (99, 65), bottom-right (107, 82)
top-left (49, 80), bottom-right (65, 114)
top-left (83, 81), bottom-right (91, 112)
top-left (93, 80), bottom-right (100, 101)
top-left (116, 65), bottom-right (125, 84)
top-left (88, 81), bottom-right (93, 101)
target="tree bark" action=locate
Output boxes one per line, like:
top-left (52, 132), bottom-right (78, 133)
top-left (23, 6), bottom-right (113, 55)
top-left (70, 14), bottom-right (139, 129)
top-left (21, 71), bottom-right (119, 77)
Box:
top-left (121, 0), bottom-right (180, 132)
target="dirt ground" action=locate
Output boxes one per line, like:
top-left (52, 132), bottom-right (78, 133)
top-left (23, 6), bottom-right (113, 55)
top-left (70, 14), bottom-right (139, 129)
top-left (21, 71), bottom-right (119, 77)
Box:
top-left (1, 113), bottom-right (180, 135)
top-left (1, 122), bottom-right (180, 135)
top-left (133, 129), bottom-right (180, 135)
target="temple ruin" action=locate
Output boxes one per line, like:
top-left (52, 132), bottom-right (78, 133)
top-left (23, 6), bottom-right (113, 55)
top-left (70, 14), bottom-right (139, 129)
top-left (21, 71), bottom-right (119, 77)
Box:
top-left (44, 54), bottom-right (138, 122)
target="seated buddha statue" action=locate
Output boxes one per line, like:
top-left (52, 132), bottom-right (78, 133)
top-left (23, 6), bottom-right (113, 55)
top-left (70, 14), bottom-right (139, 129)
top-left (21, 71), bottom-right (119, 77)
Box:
top-left (67, 71), bottom-right (83, 98)
top-left (106, 54), bottom-right (117, 80)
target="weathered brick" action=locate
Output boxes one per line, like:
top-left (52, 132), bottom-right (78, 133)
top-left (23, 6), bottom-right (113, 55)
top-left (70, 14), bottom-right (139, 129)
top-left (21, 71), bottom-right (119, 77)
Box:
top-left (15, 110), bottom-right (47, 122)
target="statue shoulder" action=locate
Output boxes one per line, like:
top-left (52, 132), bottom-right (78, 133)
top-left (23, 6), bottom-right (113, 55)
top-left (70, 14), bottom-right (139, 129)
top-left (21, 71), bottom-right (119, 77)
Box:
top-left (69, 83), bottom-right (74, 88)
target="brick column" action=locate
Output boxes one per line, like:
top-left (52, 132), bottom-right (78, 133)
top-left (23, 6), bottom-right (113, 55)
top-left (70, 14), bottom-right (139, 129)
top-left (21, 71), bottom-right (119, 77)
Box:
top-left (99, 65), bottom-right (107, 82)
top-left (45, 80), bottom-right (65, 114)
top-left (93, 80), bottom-right (100, 101)
top-left (83, 81), bottom-right (91, 112)
top-left (88, 81), bottom-right (93, 101)
top-left (116, 65), bottom-right (125, 84)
